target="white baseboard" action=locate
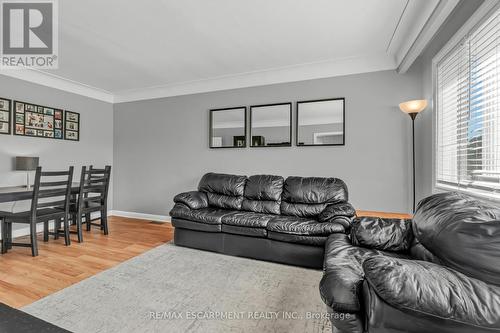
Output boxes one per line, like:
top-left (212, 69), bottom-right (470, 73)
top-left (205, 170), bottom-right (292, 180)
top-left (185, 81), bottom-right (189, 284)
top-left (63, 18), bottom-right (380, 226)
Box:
top-left (9, 221), bottom-right (56, 239)
top-left (5, 212), bottom-right (103, 239)
top-left (109, 210), bottom-right (171, 223)
top-left (0, 211), bottom-right (171, 240)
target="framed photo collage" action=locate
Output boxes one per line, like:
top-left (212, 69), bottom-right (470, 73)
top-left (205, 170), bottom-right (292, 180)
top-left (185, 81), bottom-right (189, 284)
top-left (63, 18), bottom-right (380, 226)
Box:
top-left (0, 98), bottom-right (80, 141)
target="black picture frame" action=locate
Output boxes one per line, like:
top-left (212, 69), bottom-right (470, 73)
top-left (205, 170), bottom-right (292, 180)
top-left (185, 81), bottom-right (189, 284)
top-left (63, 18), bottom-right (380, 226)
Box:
top-left (296, 97), bottom-right (345, 146)
top-left (64, 110), bottom-right (80, 141)
top-left (249, 102), bottom-right (292, 148)
top-left (209, 106), bottom-right (247, 148)
top-left (0, 97), bottom-right (12, 135)
top-left (13, 100), bottom-right (64, 139)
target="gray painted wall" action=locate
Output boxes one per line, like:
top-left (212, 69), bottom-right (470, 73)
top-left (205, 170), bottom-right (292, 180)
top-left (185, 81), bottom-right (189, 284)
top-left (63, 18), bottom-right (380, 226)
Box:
top-left (414, 0), bottom-right (484, 204)
top-left (0, 75), bottom-right (114, 227)
top-left (114, 68), bottom-right (422, 215)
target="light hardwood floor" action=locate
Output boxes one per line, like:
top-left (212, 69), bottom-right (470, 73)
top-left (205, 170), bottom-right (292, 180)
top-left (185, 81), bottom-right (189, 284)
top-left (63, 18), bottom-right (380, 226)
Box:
top-left (0, 211), bottom-right (409, 309)
top-left (0, 216), bottom-right (173, 309)
top-left (356, 210), bottom-right (412, 219)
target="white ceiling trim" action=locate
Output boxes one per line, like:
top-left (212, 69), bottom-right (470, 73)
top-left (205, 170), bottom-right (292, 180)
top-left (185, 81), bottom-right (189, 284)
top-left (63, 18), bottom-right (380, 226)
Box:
top-left (397, 0), bottom-right (461, 73)
top-left (0, 69), bottom-right (115, 103)
top-left (113, 54), bottom-right (396, 103)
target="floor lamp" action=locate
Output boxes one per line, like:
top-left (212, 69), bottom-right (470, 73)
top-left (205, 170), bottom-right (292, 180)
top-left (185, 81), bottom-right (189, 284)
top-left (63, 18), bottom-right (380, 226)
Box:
top-left (399, 100), bottom-right (427, 213)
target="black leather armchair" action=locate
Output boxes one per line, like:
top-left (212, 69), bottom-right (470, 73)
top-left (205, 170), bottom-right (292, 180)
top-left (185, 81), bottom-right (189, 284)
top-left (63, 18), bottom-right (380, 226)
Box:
top-left (320, 192), bottom-right (500, 333)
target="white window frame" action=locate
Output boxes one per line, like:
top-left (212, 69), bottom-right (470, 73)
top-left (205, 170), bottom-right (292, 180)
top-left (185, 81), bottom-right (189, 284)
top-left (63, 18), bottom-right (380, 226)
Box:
top-left (432, 0), bottom-right (500, 202)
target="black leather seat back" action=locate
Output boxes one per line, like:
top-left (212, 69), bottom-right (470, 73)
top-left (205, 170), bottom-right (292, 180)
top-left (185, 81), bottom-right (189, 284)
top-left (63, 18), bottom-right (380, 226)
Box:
top-left (198, 173), bottom-right (247, 210)
top-left (412, 192), bottom-right (500, 286)
top-left (242, 175), bottom-right (284, 215)
top-left (280, 176), bottom-right (348, 218)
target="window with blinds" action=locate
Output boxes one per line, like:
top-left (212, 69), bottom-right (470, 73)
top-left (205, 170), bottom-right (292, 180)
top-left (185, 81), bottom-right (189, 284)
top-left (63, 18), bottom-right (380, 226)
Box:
top-left (436, 7), bottom-right (500, 199)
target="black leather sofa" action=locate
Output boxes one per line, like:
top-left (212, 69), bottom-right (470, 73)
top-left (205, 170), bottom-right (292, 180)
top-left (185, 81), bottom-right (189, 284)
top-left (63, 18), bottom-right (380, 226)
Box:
top-left (169, 172), bottom-right (355, 268)
top-left (320, 192), bottom-right (500, 333)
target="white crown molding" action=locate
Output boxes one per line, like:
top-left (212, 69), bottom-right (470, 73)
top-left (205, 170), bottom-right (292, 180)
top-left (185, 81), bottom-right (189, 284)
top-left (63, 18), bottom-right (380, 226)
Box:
top-left (397, 0), bottom-right (461, 73)
top-left (113, 54), bottom-right (396, 103)
top-left (109, 210), bottom-right (170, 223)
top-left (387, 0), bottom-right (442, 65)
top-left (0, 69), bottom-right (115, 103)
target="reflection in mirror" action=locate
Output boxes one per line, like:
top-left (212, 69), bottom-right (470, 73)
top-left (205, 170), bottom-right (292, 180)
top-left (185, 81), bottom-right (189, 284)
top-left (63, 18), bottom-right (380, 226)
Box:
top-left (250, 103), bottom-right (292, 147)
top-left (209, 107), bottom-right (246, 148)
top-left (297, 98), bottom-right (345, 146)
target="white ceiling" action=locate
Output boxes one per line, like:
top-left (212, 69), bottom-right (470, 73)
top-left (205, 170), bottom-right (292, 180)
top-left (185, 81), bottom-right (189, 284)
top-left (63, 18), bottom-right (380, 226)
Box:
top-left (0, 0), bottom-right (460, 103)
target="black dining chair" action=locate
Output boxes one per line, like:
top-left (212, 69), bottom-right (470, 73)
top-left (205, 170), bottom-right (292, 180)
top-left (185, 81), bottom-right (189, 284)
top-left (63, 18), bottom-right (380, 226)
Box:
top-left (0, 166), bottom-right (74, 256)
top-left (61, 165), bottom-right (111, 242)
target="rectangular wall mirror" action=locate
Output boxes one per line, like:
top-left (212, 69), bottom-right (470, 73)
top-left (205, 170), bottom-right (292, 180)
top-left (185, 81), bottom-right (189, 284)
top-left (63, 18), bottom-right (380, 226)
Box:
top-left (209, 107), bottom-right (247, 148)
top-left (250, 103), bottom-right (292, 147)
top-left (296, 98), bottom-right (345, 146)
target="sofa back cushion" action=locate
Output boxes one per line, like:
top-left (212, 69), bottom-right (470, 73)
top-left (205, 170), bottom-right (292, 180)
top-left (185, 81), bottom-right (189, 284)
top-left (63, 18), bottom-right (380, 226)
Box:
top-left (241, 175), bottom-right (284, 214)
top-left (280, 176), bottom-right (348, 217)
top-left (198, 173), bottom-right (247, 210)
top-left (413, 192), bottom-right (500, 286)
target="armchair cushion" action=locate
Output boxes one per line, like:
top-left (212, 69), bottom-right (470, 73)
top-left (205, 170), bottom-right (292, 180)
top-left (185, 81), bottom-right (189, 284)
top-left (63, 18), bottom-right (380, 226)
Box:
top-left (413, 192), bottom-right (500, 286)
top-left (351, 217), bottom-right (413, 252)
top-left (363, 256), bottom-right (500, 330)
top-left (319, 234), bottom-right (409, 312)
top-left (173, 191), bottom-right (208, 210)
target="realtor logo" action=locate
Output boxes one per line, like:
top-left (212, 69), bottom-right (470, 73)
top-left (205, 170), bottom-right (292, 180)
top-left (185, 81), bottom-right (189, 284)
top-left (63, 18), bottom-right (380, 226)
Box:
top-left (0, 0), bottom-right (58, 68)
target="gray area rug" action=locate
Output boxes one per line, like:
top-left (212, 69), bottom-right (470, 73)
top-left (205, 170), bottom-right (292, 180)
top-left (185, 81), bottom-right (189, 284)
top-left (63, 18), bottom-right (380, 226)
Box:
top-left (23, 243), bottom-right (331, 333)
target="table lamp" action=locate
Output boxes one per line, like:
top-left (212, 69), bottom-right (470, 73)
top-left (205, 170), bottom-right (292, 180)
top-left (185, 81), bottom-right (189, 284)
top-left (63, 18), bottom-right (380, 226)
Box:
top-left (399, 100), bottom-right (427, 213)
top-left (16, 156), bottom-right (39, 189)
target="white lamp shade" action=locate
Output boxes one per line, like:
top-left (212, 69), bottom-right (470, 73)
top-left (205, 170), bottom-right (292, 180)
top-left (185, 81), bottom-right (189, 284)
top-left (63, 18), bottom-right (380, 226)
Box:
top-left (399, 100), bottom-right (428, 114)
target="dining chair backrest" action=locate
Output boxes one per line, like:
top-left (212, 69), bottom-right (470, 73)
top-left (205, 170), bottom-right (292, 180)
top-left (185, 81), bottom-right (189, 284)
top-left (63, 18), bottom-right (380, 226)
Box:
top-left (77, 165), bottom-right (111, 210)
top-left (30, 166), bottom-right (74, 221)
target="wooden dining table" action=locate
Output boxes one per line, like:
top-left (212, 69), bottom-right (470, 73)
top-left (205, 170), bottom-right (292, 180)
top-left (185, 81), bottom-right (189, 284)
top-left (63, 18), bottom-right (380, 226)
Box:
top-left (0, 183), bottom-right (80, 203)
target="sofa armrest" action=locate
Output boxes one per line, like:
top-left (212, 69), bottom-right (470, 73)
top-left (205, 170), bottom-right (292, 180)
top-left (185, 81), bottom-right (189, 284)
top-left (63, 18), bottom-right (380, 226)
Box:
top-left (318, 202), bottom-right (356, 229)
top-left (173, 191), bottom-right (208, 210)
top-left (363, 256), bottom-right (500, 329)
top-left (351, 216), bottom-right (413, 252)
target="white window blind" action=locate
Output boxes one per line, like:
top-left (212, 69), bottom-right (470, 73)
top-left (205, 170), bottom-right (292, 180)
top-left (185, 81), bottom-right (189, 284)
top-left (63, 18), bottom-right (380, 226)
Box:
top-left (436, 7), bottom-right (500, 198)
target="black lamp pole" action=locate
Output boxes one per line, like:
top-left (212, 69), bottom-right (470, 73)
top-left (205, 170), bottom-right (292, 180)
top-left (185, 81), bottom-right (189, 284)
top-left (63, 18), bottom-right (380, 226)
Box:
top-left (400, 99), bottom-right (426, 214)
top-left (408, 112), bottom-right (418, 213)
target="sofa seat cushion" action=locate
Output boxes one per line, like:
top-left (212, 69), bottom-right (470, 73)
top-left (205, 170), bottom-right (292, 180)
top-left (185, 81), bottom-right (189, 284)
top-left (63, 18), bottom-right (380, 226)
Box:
top-left (267, 215), bottom-right (345, 235)
top-left (222, 225), bottom-right (267, 237)
top-left (220, 211), bottom-right (274, 238)
top-left (172, 218), bottom-right (221, 232)
top-left (222, 211), bottom-right (275, 228)
top-left (267, 231), bottom-right (327, 246)
top-left (169, 203), bottom-right (236, 225)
